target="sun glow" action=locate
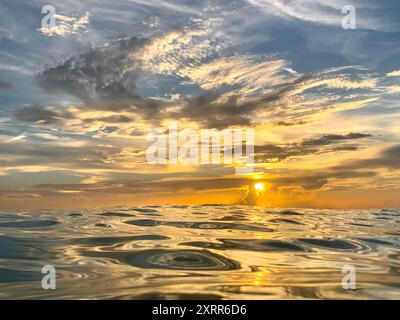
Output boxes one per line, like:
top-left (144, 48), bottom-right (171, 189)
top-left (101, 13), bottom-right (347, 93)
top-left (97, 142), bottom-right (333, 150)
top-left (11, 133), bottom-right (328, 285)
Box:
top-left (254, 182), bottom-right (264, 191)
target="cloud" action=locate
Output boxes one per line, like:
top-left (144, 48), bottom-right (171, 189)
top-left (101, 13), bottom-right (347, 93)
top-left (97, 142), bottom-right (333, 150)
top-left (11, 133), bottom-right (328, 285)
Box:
top-left (247, 0), bottom-right (400, 32)
top-left (255, 132), bottom-right (372, 162)
top-left (14, 105), bottom-right (75, 125)
top-left (271, 172), bottom-right (361, 191)
top-left (333, 144), bottom-right (400, 171)
top-left (36, 36), bottom-right (150, 99)
top-left (0, 141), bottom-right (114, 170)
top-left (2, 1), bottom-right (400, 210)
top-left (9, 167), bottom-right (376, 205)
top-left (172, 75), bottom-right (311, 129)
top-left (387, 70), bottom-right (400, 77)
top-left (34, 26), bottom-right (388, 131)
top-left (275, 120), bottom-right (306, 126)
top-left (0, 80), bottom-right (12, 90)
top-left (301, 132), bottom-right (372, 146)
top-left (139, 26), bottom-right (220, 76)
top-left (177, 57), bottom-right (291, 98)
top-left (38, 12), bottom-right (90, 37)
top-left (83, 115), bottom-right (135, 124)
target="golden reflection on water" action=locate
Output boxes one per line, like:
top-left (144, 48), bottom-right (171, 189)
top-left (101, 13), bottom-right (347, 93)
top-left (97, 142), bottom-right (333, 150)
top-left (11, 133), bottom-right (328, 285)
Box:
top-left (0, 205), bottom-right (400, 299)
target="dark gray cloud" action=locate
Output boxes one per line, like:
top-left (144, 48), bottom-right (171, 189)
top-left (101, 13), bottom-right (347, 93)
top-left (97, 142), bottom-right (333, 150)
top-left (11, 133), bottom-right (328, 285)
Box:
top-left (275, 120), bottom-right (306, 126)
top-left (333, 144), bottom-right (400, 171)
top-left (0, 80), bottom-right (12, 90)
top-left (33, 176), bottom-right (252, 195)
top-left (255, 132), bottom-right (372, 163)
top-left (0, 141), bottom-right (119, 170)
top-left (82, 114), bottom-right (135, 124)
top-left (267, 170), bottom-right (376, 191)
top-left (173, 75), bottom-right (312, 129)
top-left (14, 105), bottom-right (75, 124)
top-left (37, 37), bottom-right (151, 99)
top-left (301, 133), bottom-right (372, 147)
top-left (331, 145), bottom-right (359, 152)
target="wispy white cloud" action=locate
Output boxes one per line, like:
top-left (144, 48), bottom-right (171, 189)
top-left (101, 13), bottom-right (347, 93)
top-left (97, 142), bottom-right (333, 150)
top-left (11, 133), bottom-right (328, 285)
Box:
top-left (247, 0), bottom-right (400, 32)
top-left (387, 70), bottom-right (400, 77)
top-left (38, 12), bottom-right (90, 37)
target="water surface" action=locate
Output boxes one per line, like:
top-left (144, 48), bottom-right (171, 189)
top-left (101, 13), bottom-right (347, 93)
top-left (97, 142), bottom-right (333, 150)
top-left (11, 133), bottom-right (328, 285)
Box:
top-left (0, 205), bottom-right (399, 299)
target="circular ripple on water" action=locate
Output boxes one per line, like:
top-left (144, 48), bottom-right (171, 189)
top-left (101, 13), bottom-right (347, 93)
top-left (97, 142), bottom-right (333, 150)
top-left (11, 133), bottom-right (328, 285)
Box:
top-left (124, 249), bottom-right (240, 271)
top-left (125, 219), bottom-right (161, 227)
top-left (269, 218), bottom-right (305, 225)
top-left (296, 238), bottom-right (365, 251)
top-left (98, 212), bottom-right (134, 217)
top-left (0, 220), bottom-right (58, 228)
top-left (68, 213), bottom-right (83, 217)
top-left (133, 208), bottom-right (159, 213)
top-left (181, 239), bottom-right (310, 252)
top-left (276, 210), bottom-right (303, 216)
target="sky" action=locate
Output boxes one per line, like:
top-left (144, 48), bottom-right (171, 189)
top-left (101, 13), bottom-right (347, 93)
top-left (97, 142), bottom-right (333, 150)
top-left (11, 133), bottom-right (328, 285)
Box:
top-left (0, 0), bottom-right (400, 210)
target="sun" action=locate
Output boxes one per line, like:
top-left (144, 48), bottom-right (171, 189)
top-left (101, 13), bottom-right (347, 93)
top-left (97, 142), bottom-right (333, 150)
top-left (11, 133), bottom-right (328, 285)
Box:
top-left (254, 182), bottom-right (264, 191)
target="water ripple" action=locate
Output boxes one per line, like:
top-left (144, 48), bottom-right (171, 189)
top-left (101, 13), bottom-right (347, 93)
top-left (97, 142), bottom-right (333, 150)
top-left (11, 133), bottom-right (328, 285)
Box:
top-left (126, 249), bottom-right (240, 270)
top-left (0, 219), bottom-right (58, 228)
top-left (1, 206), bottom-right (400, 299)
top-left (182, 239), bottom-right (310, 252)
top-left (296, 238), bottom-right (364, 251)
top-left (125, 219), bottom-right (274, 232)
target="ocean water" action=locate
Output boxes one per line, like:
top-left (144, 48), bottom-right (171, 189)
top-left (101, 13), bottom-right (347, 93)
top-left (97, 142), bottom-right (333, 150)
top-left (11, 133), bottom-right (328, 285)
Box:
top-left (0, 205), bottom-right (400, 299)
